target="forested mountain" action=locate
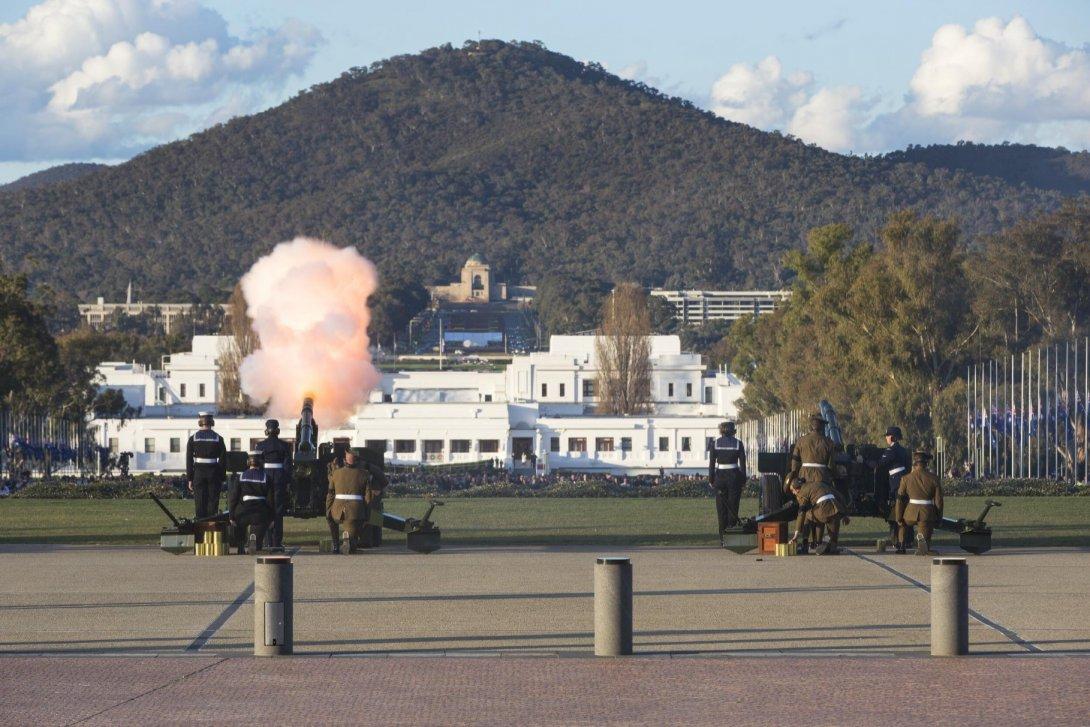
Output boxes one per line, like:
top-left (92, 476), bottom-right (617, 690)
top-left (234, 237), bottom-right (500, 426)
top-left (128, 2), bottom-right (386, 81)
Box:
top-left (0, 163), bottom-right (109, 193)
top-left (0, 40), bottom-right (1073, 310)
top-left (883, 143), bottom-right (1090, 196)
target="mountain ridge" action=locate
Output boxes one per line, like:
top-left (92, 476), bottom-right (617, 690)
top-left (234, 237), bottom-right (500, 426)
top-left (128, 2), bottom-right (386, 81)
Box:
top-left (0, 40), bottom-right (1074, 307)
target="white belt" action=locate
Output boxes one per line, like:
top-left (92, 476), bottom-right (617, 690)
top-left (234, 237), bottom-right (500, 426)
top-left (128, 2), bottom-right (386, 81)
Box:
top-left (716, 463), bottom-right (739, 469)
top-left (242, 495), bottom-right (266, 501)
top-left (889, 466), bottom-right (906, 475)
top-left (815, 493), bottom-right (837, 505)
top-left (193, 457), bottom-right (219, 464)
top-left (264, 463), bottom-right (284, 469)
top-left (802, 462), bottom-right (826, 468)
top-left (335, 494), bottom-right (364, 501)
top-left (909, 498), bottom-right (934, 505)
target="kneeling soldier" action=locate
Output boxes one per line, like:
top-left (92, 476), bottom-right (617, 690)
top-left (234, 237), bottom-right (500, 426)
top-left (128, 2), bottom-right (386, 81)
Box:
top-left (230, 450), bottom-right (274, 555)
top-left (896, 450), bottom-right (944, 556)
top-left (788, 477), bottom-right (850, 555)
top-left (326, 449), bottom-right (371, 554)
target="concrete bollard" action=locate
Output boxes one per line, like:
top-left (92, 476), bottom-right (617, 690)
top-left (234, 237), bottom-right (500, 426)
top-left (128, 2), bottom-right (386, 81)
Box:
top-left (594, 557), bottom-right (633, 656)
top-left (254, 555), bottom-right (293, 656)
top-left (931, 557), bottom-right (969, 656)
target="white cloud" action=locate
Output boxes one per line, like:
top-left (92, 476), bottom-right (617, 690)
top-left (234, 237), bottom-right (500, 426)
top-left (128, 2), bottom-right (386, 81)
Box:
top-left (708, 16), bottom-right (1090, 153)
top-left (0, 0), bottom-right (322, 161)
top-left (709, 56), bottom-right (870, 152)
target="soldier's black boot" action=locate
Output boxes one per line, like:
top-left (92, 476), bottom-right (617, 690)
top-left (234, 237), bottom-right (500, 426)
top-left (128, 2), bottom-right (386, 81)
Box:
top-left (246, 532), bottom-right (257, 556)
top-left (895, 542), bottom-right (907, 554)
top-left (797, 541), bottom-right (810, 555)
top-left (342, 530), bottom-right (353, 555)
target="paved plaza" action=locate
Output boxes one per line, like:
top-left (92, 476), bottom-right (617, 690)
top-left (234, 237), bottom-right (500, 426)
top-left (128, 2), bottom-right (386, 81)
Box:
top-left (2, 544), bottom-right (1089, 724)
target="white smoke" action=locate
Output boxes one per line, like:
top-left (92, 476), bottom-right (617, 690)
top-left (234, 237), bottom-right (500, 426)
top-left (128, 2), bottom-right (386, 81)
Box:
top-left (239, 237), bottom-right (382, 427)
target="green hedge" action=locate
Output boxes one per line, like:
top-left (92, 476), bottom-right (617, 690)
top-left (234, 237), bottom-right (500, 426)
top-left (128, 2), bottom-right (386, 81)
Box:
top-left (941, 478), bottom-right (1090, 497)
top-left (9, 476), bottom-right (183, 499)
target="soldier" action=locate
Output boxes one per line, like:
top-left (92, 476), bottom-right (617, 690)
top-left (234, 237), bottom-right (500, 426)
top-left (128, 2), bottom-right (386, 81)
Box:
top-left (255, 419), bottom-right (293, 553)
top-left (360, 454), bottom-right (389, 548)
top-left (708, 421), bottom-right (747, 546)
top-left (325, 449), bottom-right (371, 554)
top-left (786, 413), bottom-right (838, 553)
top-left (875, 425), bottom-right (913, 553)
top-left (229, 450), bottom-right (274, 554)
top-left (787, 477), bottom-right (850, 555)
top-left (186, 412), bottom-right (227, 518)
top-left (895, 450), bottom-right (944, 556)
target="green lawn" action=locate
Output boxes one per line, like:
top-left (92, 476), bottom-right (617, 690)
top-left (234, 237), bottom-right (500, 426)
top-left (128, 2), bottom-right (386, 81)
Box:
top-left (1, 497), bottom-right (1087, 548)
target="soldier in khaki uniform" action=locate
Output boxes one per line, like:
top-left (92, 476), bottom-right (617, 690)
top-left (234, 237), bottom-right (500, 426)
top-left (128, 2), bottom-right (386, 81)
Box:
top-left (786, 413), bottom-right (838, 552)
top-left (788, 478), bottom-right (850, 555)
top-left (359, 459), bottom-right (388, 548)
top-left (325, 449), bottom-right (372, 554)
top-left (895, 450), bottom-right (944, 556)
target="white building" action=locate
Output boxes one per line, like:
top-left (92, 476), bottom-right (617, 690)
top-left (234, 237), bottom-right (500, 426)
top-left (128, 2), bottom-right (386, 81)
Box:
top-left (650, 289), bottom-right (791, 325)
top-left (78, 283), bottom-right (230, 334)
top-left (91, 335), bottom-right (744, 474)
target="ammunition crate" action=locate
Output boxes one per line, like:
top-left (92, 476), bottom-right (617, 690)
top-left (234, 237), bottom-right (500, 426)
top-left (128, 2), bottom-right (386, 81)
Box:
top-left (758, 522), bottom-right (787, 554)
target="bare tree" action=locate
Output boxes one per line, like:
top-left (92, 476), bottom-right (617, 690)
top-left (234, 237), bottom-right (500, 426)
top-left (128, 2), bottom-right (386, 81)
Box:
top-left (217, 284), bottom-right (263, 414)
top-left (594, 283), bottom-right (652, 414)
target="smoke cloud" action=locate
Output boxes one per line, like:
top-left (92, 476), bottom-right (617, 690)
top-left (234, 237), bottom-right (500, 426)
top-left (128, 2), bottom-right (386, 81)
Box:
top-left (239, 237), bottom-right (381, 427)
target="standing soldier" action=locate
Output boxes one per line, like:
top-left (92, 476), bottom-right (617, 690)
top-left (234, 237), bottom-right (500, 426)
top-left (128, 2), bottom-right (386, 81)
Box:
top-left (186, 412), bottom-right (227, 518)
top-left (708, 421), bottom-right (747, 547)
top-left (229, 450), bottom-right (274, 554)
top-left (787, 477), bottom-right (850, 554)
top-left (895, 450), bottom-right (944, 556)
top-left (875, 426), bottom-right (913, 553)
top-left (786, 413), bottom-right (838, 553)
top-left (255, 419), bottom-right (293, 553)
top-left (325, 449), bottom-right (371, 554)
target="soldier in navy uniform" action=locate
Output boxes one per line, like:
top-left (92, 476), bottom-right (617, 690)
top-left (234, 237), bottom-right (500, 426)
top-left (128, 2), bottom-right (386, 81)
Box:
top-left (875, 425), bottom-right (913, 553)
top-left (186, 412), bottom-right (227, 519)
top-left (229, 450), bottom-right (274, 555)
top-left (255, 419), bottom-right (293, 553)
top-left (708, 421), bottom-right (747, 546)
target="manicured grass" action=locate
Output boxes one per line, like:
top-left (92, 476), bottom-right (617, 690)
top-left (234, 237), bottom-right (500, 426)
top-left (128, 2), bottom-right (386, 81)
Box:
top-left (1, 497), bottom-right (1087, 548)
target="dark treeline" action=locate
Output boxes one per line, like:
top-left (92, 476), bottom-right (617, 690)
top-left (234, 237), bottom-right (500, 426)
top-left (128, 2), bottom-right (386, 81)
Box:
top-left (725, 201), bottom-right (1090, 459)
top-left (0, 40), bottom-right (1070, 319)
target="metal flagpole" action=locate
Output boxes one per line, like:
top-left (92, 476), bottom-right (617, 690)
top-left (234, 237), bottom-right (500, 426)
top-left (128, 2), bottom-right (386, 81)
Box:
top-left (1085, 337), bottom-right (1088, 484)
top-left (1066, 341), bottom-right (1071, 483)
top-left (1020, 351), bottom-right (1025, 478)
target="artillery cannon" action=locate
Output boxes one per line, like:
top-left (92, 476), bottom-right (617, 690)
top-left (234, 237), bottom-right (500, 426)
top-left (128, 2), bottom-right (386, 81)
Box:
top-left (728, 401), bottom-right (999, 555)
top-left (153, 399), bottom-right (441, 554)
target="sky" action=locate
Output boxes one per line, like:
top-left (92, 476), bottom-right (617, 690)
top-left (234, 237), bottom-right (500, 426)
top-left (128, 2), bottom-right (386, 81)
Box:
top-left (2, 0), bottom-right (1090, 183)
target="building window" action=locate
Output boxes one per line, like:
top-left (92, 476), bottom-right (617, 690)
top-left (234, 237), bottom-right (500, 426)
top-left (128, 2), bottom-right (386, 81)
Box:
top-left (595, 437), bottom-right (615, 452)
top-left (549, 437), bottom-right (560, 453)
top-left (230, 438), bottom-right (242, 451)
top-left (559, 383), bottom-right (566, 397)
top-left (395, 440), bottom-right (416, 454)
top-left (199, 383), bottom-right (206, 398)
top-left (365, 439), bottom-right (388, 452)
top-left (180, 383), bottom-right (187, 398)
top-left (686, 383), bottom-right (693, 398)
top-left (568, 437), bottom-right (587, 452)
top-left (144, 438), bottom-right (155, 453)
top-left (541, 383), bottom-right (548, 397)
top-left (450, 439), bottom-right (471, 453)
top-left (484, 394), bottom-right (493, 402)
top-left (620, 437), bottom-right (632, 452)
top-left (582, 379), bottom-right (596, 397)
top-left (681, 437), bottom-right (691, 452)
top-left (169, 437), bottom-right (181, 453)
top-left (658, 436), bottom-right (669, 452)
top-left (479, 439), bottom-right (500, 453)
top-left (668, 382), bottom-right (674, 397)
top-left (704, 386), bottom-right (712, 404)
top-left (250, 438), bottom-right (262, 451)
top-left (157, 386), bottom-right (165, 403)
top-left (423, 440), bottom-right (444, 453)
top-left (108, 437), bottom-right (119, 454)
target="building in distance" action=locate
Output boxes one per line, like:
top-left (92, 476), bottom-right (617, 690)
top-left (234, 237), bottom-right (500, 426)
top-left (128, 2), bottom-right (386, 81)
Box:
top-left (429, 253), bottom-right (536, 303)
top-left (650, 289), bottom-right (791, 326)
top-left (78, 281), bottom-right (229, 333)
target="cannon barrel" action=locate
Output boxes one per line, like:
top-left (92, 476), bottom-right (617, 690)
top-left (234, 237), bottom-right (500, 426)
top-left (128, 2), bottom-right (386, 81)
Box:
top-left (295, 397), bottom-right (319, 462)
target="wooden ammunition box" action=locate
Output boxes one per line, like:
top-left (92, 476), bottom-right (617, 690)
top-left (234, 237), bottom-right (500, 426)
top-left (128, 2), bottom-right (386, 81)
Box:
top-left (758, 522), bottom-right (788, 554)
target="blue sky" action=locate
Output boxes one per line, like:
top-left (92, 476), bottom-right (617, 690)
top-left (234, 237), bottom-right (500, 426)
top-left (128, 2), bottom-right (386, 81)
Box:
top-left (2, 0), bottom-right (1089, 183)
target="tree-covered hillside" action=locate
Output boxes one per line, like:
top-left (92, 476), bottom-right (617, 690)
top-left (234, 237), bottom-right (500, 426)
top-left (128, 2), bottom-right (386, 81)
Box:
top-left (0, 40), bottom-right (1069, 310)
top-left (0, 163), bottom-right (109, 193)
